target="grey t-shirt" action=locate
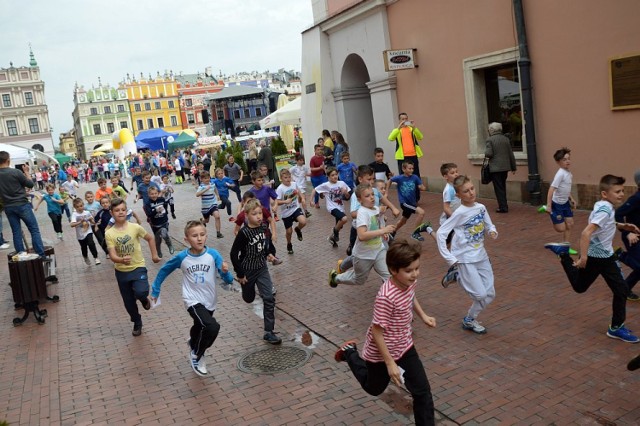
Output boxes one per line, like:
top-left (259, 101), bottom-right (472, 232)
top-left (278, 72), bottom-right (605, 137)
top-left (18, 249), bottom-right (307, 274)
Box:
top-left (0, 167), bottom-right (33, 207)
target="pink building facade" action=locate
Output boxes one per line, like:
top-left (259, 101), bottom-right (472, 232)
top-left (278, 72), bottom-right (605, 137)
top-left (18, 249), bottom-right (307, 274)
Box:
top-left (302, 0), bottom-right (640, 207)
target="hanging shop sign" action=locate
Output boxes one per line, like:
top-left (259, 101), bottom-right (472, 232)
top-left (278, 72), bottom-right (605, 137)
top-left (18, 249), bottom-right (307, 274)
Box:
top-left (383, 48), bottom-right (418, 72)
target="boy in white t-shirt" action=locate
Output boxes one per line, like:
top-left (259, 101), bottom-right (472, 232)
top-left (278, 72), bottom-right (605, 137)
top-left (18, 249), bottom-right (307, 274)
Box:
top-left (289, 154), bottom-right (312, 218)
top-left (436, 175), bottom-right (498, 334)
top-left (543, 147), bottom-right (577, 253)
top-left (276, 168), bottom-right (307, 254)
top-left (70, 198), bottom-right (101, 266)
top-left (329, 183), bottom-right (395, 287)
top-left (439, 162), bottom-right (461, 287)
top-left (310, 167), bottom-right (351, 247)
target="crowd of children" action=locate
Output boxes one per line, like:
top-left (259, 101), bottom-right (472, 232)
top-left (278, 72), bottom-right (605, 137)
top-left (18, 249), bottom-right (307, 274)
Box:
top-left (21, 141), bottom-right (640, 424)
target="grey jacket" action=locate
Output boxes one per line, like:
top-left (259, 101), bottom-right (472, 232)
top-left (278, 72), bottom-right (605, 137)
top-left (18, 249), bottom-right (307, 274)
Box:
top-left (0, 167), bottom-right (33, 207)
top-left (485, 133), bottom-right (516, 173)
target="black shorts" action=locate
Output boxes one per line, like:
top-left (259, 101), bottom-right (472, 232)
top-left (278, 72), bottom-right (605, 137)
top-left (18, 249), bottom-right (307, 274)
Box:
top-left (331, 208), bottom-right (346, 223)
top-left (202, 205), bottom-right (219, 219)
top-left (401, 203), bottom-right (418, 219)
top-left (282, 208), bottom-right (304, 229)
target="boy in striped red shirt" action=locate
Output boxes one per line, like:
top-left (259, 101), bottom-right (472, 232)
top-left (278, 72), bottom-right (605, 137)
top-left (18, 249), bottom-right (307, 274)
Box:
top-left (335, 237), bottom-right (436, 425)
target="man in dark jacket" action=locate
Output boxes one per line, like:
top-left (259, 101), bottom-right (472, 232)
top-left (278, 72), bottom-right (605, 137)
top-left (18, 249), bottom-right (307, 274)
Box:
top-left (485, 122), bottom-right (516, 213)
top-left (257, 140), bottom-right (274, 181)
top-left (0, 151), bottom-right (45, 256)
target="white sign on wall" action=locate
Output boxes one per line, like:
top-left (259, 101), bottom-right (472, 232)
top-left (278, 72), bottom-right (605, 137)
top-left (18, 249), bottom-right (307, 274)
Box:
top-left (383, 49), bottom-right (418, 71)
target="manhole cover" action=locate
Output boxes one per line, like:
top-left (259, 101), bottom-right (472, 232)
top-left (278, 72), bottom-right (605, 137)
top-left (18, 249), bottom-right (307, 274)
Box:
top-left (237, 346), bottom-right (312, 374)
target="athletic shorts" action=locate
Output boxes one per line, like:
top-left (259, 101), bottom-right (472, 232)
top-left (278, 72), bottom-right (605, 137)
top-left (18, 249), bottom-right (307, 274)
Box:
top-left (401, 203), bottom-right (418, 219)
top-left (202, 205), bottom-right (219, 219)
top-left (330, 208), bottom-right (346, 223)
top-left (282, 208), bottom-right (303, 229)
top-left (550, 200), bottom-right (573, 225)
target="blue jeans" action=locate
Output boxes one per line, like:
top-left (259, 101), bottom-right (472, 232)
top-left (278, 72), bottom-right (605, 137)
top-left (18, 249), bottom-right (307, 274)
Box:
top-left (310, 175), bottom-right (328, 204)
top-left (114, 267), bottom-right (150, 326)
top-left (0, 211), bottom-right (6, 245)
top-left (4, 203), bottom-right (45, 256)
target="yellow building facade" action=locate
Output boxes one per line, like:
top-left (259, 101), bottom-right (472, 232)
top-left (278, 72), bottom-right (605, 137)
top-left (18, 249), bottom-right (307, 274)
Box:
top-left (122, 73), bottom-right (183, 136)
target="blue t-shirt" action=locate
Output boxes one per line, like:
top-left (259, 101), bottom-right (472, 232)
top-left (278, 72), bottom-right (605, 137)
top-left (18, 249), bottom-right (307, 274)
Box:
top-left (250, 185), bottom-right (277, 211)
top-left (391, 174), bottom-right (422, 206)
top-left (137, 181), bottom-right (160, 204)
top-left (337, 162), bottom-right (356, 188)
top-left (42, 193), bottom-right (62, 215)
top-left (212, 177), bottom-right (234, 198)
top-left (84, 201), bottom-right (101, 217)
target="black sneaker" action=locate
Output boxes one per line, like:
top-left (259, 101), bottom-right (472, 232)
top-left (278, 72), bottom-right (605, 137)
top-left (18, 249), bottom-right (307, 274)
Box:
top-left (628, 354), bottom-right (640, 371)
top-left (628, 292), bottom-right (640, 302)
top-left (334, 340), bottom-right (357, 362)
top-left (216, 232), bottom-right (224, 239)
top-left (346, 244), bottom-right (352, 256)
top-left (328, 235), bottom-right (337, 247)
top-left (294, 226), bottom-right (303, 241)
top-left (287, 243), bottom-right (293, 254)
top-left (142, 298), bottom-right (151, 310)
top-left (263, 331), bottom-right (282, 345)
top-left (333, 228), bottom-right (340, 242)
top-left (132, 324), bottom-right (142, 336)
top-left (304, 210), bottom-right (312, 218)
top-left (441, 264), bottom-right (459, 288)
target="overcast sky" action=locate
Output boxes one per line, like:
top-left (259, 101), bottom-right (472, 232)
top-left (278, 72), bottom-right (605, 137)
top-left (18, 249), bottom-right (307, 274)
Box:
top-left (0, 0), bottom-right (313, 142)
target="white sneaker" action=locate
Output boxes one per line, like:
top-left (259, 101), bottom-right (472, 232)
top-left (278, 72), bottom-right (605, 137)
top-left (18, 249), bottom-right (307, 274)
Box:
top-left (0, 243), bottom-right (10, 250)
top-left (95, 258), bottom-right (101, 265)
top-left (462, 317), bottom-right (487, 334)
top-left (84, 257), bottom-right (91, 266)
top-left (57, 233), bottom-right (63, 240)
top-left (189, 350), bottom-right (207, 376)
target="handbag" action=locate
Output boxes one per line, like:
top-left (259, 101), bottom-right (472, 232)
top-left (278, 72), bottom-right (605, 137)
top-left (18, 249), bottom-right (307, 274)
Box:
top-left (481, 158), bottom-right (492, 184)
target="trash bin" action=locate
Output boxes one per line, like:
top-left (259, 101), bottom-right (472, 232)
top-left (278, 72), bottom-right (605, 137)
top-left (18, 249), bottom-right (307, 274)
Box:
top-left (7, 246), bottom-right (59, 326)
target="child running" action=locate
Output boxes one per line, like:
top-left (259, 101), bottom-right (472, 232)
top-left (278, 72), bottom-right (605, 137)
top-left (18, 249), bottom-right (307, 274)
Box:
top-left (34, 183), bottom-right (66, 239)
top-left (335, 237), bottom-right (436, 425)
top-left (289, 153), bottom-right (312, 217)
top-left (93, 196), bottom-right (112, 257)
top-left (545, 174), bottom-right (640, 343)
top-left (436, 175), bottom-right (498, 334)
top-left (336, 152), bottom-right (357, 191)
top-left (439, 163), bottom-right (461, 285)
top-left (212, 168), bottom-right (236, 221)
top-left (70, 198), bottom-right (101, 266)
top-left (105, 198), bottom-right (161, 336)
top-left (542, 147), bottom-right (577, 254)
top-left (369, 147), bottom-right (393, 182)
top-left (160, 174), bottom-right (176, 219)
top-left (230, 199), bottom-right (283, 345)
top-left (329, 183), bottom-right (395, 287)
top-left (387, 161), bottom-right (433, 242)
top-left (151, 220), bottom-right (233, 377)
top-left (310, 167), bottom-right (350, 247)
top-left (195, 171), bottom-right (223, 238)
top-left (144, 186), bottom-right (175, 258)
top-left (95, 178), bottom-right (114, 201)
top-left (275, 168), bottom-right (307, 255)
top-left (111, 176), bottom-right (128, 200)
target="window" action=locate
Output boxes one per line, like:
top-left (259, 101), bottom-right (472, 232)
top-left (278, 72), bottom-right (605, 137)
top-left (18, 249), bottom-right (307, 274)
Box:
top-left (216, 109), bottom-right (224, 120)
top-left (28, 118), bottom-right (40, 133)
top-left (187, 113), bottom-right (195, 124)
top-left (157, 117), bottom-right (164, 127)
top-left (90, 107), bottom-right (98, 115)
top-left (255, 107), bottom-right (262, 117)
top-left (2, 94), bottom-right (11, 107)
top-left (31, 144), bottom-right (44, 152)
top-left (234, 110), bottom-right (240, 119)
top-left (147, 118), bottom-right (154, 129)
top-left (6, 120), bottom-right (17, 136)
top-left (155, 101), bottom-right (161, 110)
top-left (134, 103), bottom-right (141, 112)
top-left (93, 123), bottom-right (102, 135)
top-left (24, 92), bottom-right (34, 105)
top-left (137, 119), bottom-right (144, 130)
top-left (185, 99), bottom-right (193, 107)
top-left (463, 47), bottom-right (526, 160)
top-left (244, 108), bottom-right (250, 118)
top-left (170, 116), bottom-right (177, 126)
top-left (145, 102), bottom-right (151, 111)
top-left (120, 121), bottom-right (128, 129)
top-left (104, 106), bottom-right (112, 114)
top-left (168, 100), bottom-right (175, 108)
top-left (107, 122), bottom-right (115, 133)
top-left (117, 104), bottom-right (125, 112)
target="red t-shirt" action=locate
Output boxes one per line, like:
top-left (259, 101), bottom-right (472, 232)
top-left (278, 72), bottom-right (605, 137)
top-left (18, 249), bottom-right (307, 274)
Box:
top-left (362, 278), bottom-right (416, 363)
top-left (235, 207), bottom-right (272, 238)
top-left (309, 155), bottom-right (325, 177)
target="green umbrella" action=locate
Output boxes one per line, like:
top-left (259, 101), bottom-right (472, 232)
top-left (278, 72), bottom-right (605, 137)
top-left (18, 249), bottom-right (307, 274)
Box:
top-left (54, 153), bottom-right (72, 164)
top-left (168, 132), bottom-right (197, 153)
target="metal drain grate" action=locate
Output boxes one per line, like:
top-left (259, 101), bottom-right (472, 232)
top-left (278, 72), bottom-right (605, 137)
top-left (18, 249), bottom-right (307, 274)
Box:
top-left (237, 346), bottom-right (312, 374)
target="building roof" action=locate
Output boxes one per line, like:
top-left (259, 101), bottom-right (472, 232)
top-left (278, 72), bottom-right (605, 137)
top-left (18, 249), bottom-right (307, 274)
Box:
top-left (204, 86), bottom-right (264, 101)
top-left (175, 73), bottom-right (219, 85)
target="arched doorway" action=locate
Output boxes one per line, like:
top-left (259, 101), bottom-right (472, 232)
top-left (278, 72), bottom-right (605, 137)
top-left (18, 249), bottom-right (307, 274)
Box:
top-left (334, 54), bottom-right (375, 166)
top-left (31, 143), bottom-right (44, 152)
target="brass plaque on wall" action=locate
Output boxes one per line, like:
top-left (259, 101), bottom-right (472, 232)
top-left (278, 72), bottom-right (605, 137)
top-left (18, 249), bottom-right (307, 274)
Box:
top-left (610, 54), bottom-right (640, 110)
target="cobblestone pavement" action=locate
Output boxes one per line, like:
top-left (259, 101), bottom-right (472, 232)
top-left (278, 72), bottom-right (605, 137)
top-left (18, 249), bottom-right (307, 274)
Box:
top-left (1, 178), bottom-right (639, 425)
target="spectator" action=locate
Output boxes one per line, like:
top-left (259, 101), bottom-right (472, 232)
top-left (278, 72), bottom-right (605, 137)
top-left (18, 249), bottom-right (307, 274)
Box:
top-left (484, 122), bottom-right (516, 213)
top-left (257, 140), bottom-right (274, 181)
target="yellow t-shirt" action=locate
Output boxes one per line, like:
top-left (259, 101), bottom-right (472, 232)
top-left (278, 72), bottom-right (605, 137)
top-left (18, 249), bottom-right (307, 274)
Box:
top-left (105, 223), bottom-right (148, 272)
top-left (324, 137), bottom-right (335, 151)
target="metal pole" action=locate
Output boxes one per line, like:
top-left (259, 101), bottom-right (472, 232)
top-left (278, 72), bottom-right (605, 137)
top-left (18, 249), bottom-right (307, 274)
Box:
top-left (512, 0), bottom-right (541, 205)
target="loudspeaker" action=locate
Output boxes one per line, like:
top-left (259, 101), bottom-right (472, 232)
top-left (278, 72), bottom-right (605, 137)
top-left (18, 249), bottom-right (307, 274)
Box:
top-left (201, 109), bottom-right (210, 124)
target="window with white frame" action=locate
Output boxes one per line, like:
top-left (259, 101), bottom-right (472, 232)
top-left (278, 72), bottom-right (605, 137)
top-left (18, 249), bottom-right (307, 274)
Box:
top-left (186, 99), bottom-right (193, 107)
top-left (244, 108), bottom-right (250, 118)
top-left (255, 107), bottom-right (262, 117)
top-left (6, 120), bottom-right (18, 136)
top-left (28, 118), bottom-right (39, 133)
top-left (155, 101), bottom-right (161, 110)
top-left (2, 94), bottom-right (11, 107)
top-left (157, 117), bottom-right (164, 127)
top-left (90, 107), bottom-right (98, 115)
top-left (107, 122), bottom-right (115, 133)
top-left (145, 102), bottom-right (151, 111)
top-left (147, 118), bottom-right (154, 129)
top-left (168, 100), bottom-right (175, 108)
top-left (170, 116), bottom-right (177, 126)
top-left (24, 92), bottom-right (34, 105)
top-left (134, 104), bottom-right (141, 112)
top-left (463, 47), bottom-right (526, 161)
top-left (104, 105), bottom-right (112, 114)
top-left (120, 121), bottom-right (128, 129)
top-left (117, 104), bottom-right (125, 112)
top-left (93, 123), bottom-right (102, 135)
top-left (137, 119), bottom-right (144, 130)
top-left (187, 113), bottom-right (195, 124)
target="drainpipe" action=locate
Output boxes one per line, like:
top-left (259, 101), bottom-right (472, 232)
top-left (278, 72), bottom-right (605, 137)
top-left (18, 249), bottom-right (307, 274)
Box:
top-left (512, 0), bottom-right (541, 205)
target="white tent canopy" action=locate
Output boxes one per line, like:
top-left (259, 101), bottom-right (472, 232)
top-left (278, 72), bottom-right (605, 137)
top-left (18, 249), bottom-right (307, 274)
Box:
top-left (259, 97), bottom-right (301, 129)
top-left (0, 144), bottom-right (59, 166)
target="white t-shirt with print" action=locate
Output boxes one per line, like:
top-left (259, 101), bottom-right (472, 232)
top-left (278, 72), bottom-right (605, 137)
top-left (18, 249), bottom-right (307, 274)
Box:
top-left (276, 182), bottom-right (301, 219)
top-left (71, 211), bottom-right (94, 240)
top-left (315, 180), bottom-right (350, 213)
top-left (587, 200), bottom-right (616, 258)
top-left (353, 206), bottom-right (383, 260)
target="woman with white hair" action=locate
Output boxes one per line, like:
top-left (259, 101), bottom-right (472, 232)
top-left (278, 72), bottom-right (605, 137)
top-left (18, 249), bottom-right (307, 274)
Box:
top-left (484, 122), bottom-right (516, 213)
